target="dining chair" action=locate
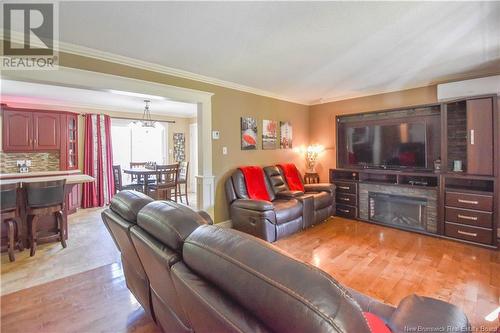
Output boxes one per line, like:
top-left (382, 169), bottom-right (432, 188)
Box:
top-left (149, 164), bottom-right (179, 201)
top-left (25, 180), bottom-right (67, 256)
top-left (177, 161), bottom-right (189, 205)
top-left (129, 162), bottom-right (147, 183)
top-left (144, 162), bottom-right (157, 170)
top-left (113, 165), bottom-right (143, 194)
top-left (0, 183), bottom-right (23, 262)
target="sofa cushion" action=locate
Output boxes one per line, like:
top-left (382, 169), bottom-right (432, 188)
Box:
top-left (263, 166), bottom-right (289, 194)
top-left (182, 225), bottom-right (372, 333)
top-left (273, 199), bottom-right (302, 224)
top-left (109, 190), bottom-right (154, 223)
top-left (311, 191), bottom-right (332, 210)
top-left (137, 200), bottom-right (206, 252)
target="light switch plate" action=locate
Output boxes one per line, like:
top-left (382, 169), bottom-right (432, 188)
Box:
top-left (222, 146), bottom-right (228, 155)
top-left (212, 131), bottom-right (220, 140)
top-left (16, 160), bottom-right (25, 166)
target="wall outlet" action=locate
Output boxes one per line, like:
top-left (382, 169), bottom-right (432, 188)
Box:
top-left (25, 160), bottom-right (32, 166)
top-left (222, 146), bottom-right (228, 155)
top-left (212, 131), bottom-right (220, 140)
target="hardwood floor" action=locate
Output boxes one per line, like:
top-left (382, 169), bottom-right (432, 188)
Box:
top-left (1, 213), bottom-right (498, 332)
top-left (275, 218), bottom-right (500, 331)
top-left (0, 192), bottom-right (196, 296)
top-left (0, 263), bottom-right (159, 333)
top-left (0, 207), bottom-right (120, 295)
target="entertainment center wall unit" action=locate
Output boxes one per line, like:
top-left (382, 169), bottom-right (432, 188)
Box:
top-left (330, 94), bottom-right (499, 249)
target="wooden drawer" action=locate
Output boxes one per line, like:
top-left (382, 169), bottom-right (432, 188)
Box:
top-left (336, 193), bottom-right (357, 205)
top-left (334, 181), bottom-right (356, 194)
top-left (335, 204), bottom-right (357, 219)
top-left (445, 222), bottom-right (493, 245)
top-left (445, 191), bottom-right (493, 211)
top-left (445, 207), bottom-right (493, 229)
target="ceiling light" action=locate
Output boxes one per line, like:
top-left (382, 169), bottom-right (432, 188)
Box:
top-left (133, 100), bottom-right (158, 128)
top-left (107, 89), bottom-right (165, 100)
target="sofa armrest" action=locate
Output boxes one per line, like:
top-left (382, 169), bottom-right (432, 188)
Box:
top-left (276, 190), bottom-right (304, 199)
top-left (232, 199), bottom-right (274, 212)
top-left (347, 288), bottom-right (395, 324)
top-left (304, 183), bottom-right (335, 193)
top-left (197, 210), bottom-right (214, 225)
top-left (388, 295), bottom-right (470, 333)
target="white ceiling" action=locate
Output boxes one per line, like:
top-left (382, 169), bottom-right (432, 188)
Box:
top-left (1, 80), bottom-right (198, 118)
top-left (56, 1), bottom-right (500, 104)
top-left (9, 2), bottom-right (500, 104)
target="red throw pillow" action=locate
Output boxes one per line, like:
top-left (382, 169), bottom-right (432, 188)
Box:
top-left (363, 312), bottom-right (392, 333)
top-left (239, 166), bottom-right (271, 201)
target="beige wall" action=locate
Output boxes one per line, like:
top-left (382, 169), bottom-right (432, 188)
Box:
top-left (1, 53), bottom-right (446, 223)
top-left (57, 52), bottom-right (309, 222)
top-left (309, 86), bottom-right (438, 181)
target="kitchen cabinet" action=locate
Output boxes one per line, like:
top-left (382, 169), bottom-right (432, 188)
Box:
top-left (67, 184), bottom-right (81, 214)
top-left (59, 113), bottom-right (79, 170)
top-left (2, 110), bottom-right (33, 151)
top-left (2, 108), bottom-right (61, 152)
top-left (33, 112), bottom-right (60, 150)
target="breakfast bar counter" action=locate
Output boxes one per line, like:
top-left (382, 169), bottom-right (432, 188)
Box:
top-left (0, 171), bottom-right (94, 253)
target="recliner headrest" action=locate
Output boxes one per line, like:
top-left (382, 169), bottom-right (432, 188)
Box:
top-left (264, 165), bottom-right (281, 177)
top-left (109, 190), bottom-right (154, 223)
top-left (183, 225), bottom-right (371, 333)
top-left (137, 200), bottom-right (207, 252)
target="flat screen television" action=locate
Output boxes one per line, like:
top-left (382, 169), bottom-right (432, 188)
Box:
top-left (344, 122), bottom-right (427, 169)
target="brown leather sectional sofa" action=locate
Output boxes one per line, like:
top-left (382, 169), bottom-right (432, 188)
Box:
top-left (225, 165), bottom-right (334, 242)
top-left (102, 190), bottom-right (471, 333)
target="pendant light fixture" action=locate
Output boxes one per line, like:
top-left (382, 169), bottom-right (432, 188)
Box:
top-left (134, 99), bottom-right (157, 128)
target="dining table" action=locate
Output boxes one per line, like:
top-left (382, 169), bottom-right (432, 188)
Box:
top-left (122, 167), bottom-right (158, 194)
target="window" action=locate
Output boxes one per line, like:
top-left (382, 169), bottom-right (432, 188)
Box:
top-left (111, 119), bottom-right (168, 181)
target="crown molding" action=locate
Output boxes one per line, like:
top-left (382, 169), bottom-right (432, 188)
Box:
top-left (1, 98), bottom-right (195, 119)
top-left (7, 35), bottom-right (497, 107)
top-left (57, 41), bottom-right (309, 106)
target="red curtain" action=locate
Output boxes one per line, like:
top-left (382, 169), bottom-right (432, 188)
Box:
top-left (82, 114), bottom-right (115, 208)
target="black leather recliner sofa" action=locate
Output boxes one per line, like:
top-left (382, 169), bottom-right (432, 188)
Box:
top-left (102, 190), bottom-right (471, 333)
top-left (264, 165), bottom-right (334, 227)
top-left (226, 165), bottom-right (334, 242)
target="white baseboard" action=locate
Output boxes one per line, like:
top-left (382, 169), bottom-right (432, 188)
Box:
top-left (216, 220), bottom-right (232, 228)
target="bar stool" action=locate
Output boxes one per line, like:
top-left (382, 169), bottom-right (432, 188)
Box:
top-left (1, 183), bottom-right (23, 262)
top-left (25, 180), bottom-right (67, 257)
